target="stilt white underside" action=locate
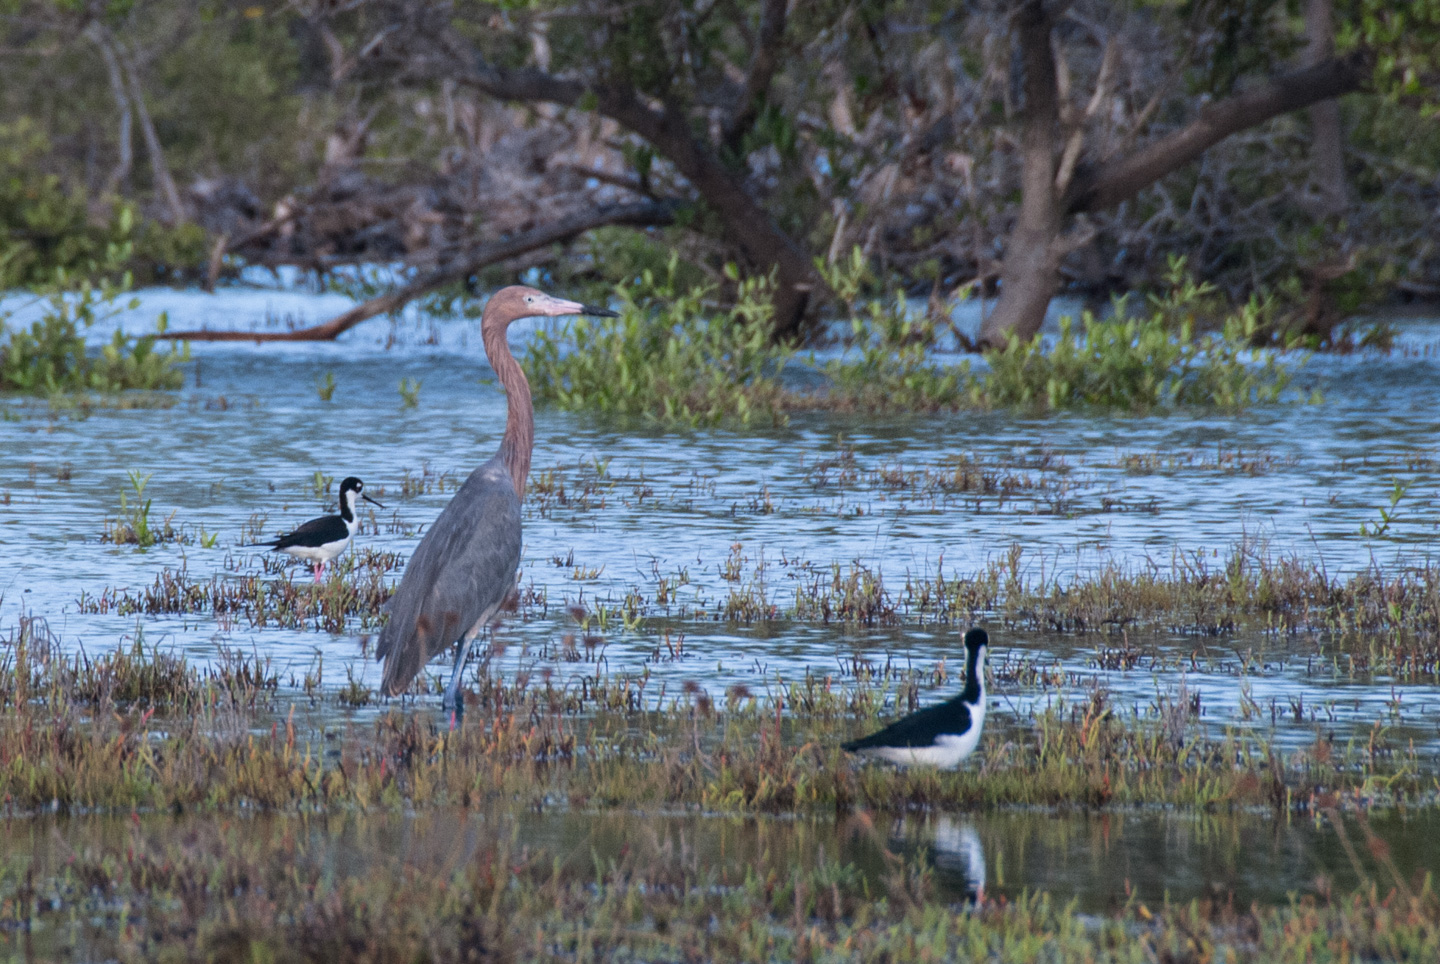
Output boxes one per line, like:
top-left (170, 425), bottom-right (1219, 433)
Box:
top-left (280, 536), bottom-right (351, 563)
top-left (858, 699), bottom-right (985, 769)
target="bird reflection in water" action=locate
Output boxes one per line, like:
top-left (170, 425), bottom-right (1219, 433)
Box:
top-left (928, 816), bottom-right (986, 903)
top-left (883, 815), bottom-right (986, 903)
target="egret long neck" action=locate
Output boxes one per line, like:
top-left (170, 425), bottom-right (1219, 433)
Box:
top-left (482, 312), bottom-right (534, 501)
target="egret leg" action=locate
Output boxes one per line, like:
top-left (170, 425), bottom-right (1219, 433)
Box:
top-left (443, 634), bottom-right (478, 723)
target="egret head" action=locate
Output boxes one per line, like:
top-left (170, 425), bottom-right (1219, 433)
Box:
top-left (483, 286), bottom-right (618, 335)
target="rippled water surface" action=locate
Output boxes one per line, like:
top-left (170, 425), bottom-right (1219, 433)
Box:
top-left (4, 284), bottom-right (1440, 904)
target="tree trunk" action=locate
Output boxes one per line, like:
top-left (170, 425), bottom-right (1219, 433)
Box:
top-left (111, 38), bottom-right (186, 225)
top-left (459, 26), bottom-right (820, 340)
top-left (976, 25), bottom-right (1370, 348)
top-left (978, 2), bottom-right (1062, 348)
top-left (1305, 0), bottom-right (1347, 214)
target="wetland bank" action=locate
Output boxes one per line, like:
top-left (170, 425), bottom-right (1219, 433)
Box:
top-left (2, 282), bottom-right (1440, 960)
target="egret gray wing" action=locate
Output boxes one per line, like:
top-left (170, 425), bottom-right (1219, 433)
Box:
top-left (377, 461), bottom-right (522, 696)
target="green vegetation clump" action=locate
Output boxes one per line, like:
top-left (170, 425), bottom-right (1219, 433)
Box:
top-left (0, 122), bottom-right (192, 397)
top-left (981, 259), bottom-right (1301, 412)
top-left (524, 253), bottom-right (1303, 425)
top-left (810, 248), bottom-right (967, 412)
top-left (525, 259), bottom-right (793, 426)
top-left (0, 279), bottom-right (188, 395)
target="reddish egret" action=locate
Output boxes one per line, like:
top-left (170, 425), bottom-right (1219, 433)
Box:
top-left (246, 476), bottom-right (382, 581)
top-left (841, 628), bottom-right (988, 768)
top-left (376, 286), bottom-right (616, 709)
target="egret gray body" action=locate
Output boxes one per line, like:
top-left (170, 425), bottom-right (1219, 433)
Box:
top-left (376, 286), bottom-right (616, 709)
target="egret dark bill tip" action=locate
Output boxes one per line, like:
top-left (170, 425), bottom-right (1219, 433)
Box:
top-left (581, 304), bottom-right (619, 317)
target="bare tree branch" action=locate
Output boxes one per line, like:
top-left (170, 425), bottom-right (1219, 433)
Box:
top-left (98, 29), bottom-right (186, 224)
top-left (85, 25), bottom-right (134, 197)
top-left (161, 200), bottom-right (677, 342)
top-left (456, 50), bottom-right (820, 335)
top-left (1054, 38), bottom-right (1117, 194)
top-left (720, 0), bottom-right (788, 153)
top-left (1066, 52), bottom-right (1370, 215)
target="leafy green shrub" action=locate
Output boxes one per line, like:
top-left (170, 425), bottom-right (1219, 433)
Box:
top-left (523, 252), bottom-right (1303, 424)
top-left (524, 257), bottom-right (794, 426)
top-left (0, 122), bottom-right (190, 396)
top-left (1, 278), bottom-right (188, 396)
top-left (810, 248), bottom-right (967, 412)
top-left (977, 259), bottom-right (1303, 412)
top-left (0, 120), bottom-right (205, 288)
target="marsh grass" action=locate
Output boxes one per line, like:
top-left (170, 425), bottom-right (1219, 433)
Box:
top-left (557, 537), bottom-right (1440, 677)
top-left (76, 548), bottom-right (403, 633)
top-left (1, 621), bottom-right (1438, 960)
top-left (75, 518), bottom-right (1440, 678)
top-left (0, 627), bottom-right (1425, 817)
top-left (12, 814), bottom-right (1440, 963)
top-left (0, 616), bottom-right (277, 712)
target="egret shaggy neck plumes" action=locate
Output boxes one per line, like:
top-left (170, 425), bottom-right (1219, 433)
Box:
top-left (842, 628), bottom-right (989, 768)
top-left (376, 286), bottom-right (617, 711)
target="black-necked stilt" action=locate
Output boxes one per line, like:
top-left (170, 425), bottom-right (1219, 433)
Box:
top-left (245, 476), bottom-right (382, 581)
top-left (842, 628), bottom-right (988, 768)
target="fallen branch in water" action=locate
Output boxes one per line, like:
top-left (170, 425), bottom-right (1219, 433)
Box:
top-left (162, 199), bottom-right (678, 342)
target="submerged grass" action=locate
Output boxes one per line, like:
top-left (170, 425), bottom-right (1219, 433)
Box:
top-left (75, 531), bottom-right (1440, 678)
top-left (75, 548), bottom-right (402, 632)
top-left (10, 813), bottom-right (1440, 963)
top-left (0, 615), bottom-right (278, 712)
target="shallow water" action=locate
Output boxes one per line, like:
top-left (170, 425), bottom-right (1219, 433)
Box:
top-left (4, 804), bottom-right (1434, 950)
top-left (5, 287), bottom-right (1440, 692)
top-left (4, 283), bottom-right (1440, 906)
